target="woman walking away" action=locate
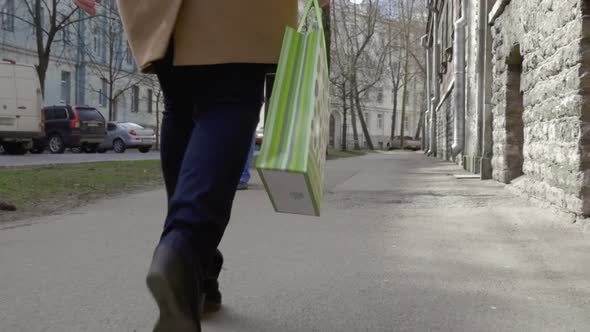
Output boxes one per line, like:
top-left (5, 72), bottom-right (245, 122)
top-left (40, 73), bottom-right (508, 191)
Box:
top-left (74, 0), bottom-right (329, 331)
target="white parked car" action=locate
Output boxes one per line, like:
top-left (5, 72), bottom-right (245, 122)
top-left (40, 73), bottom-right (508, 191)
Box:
top-left (98, 122), bottom-right (156, 153)
top-left (0, 60), bottom-right (44, 155)
top-left (388, 136), bottom-right (422, 151)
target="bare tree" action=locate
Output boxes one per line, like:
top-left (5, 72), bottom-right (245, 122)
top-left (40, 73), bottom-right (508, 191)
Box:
top-left (144, 76), bottom-right (163, 150)
top-left (412, 3), bottom-right (428, 141)
top-left (328, 63), bottom-right (350, 150)
top-left (387, 46), bottom-right (421, 143)
top-left (382, 1), bottom-right (404, 144)
top-left (322, 3), bottom-right (331, 69)
top-left (329, 1), bottom-right (351, 150)
top-left (388, 48), bottom-right (403, 142)
top-left (330, 0), bottom-right (356, 150)
top-left (414, 70), bottom-right (426, 140)
top-left (399, 0), bottom-right (427, 148)
top-left (349, 87), bottom-right (360, 149)
top-left (78, 1), bottom-right (143, 121)
top-left (7, 0), bottom-right (96, 95)
top-left (335, 0), bottom-right (388, 151)
top-left (398, 0), bottom-right (417, 150)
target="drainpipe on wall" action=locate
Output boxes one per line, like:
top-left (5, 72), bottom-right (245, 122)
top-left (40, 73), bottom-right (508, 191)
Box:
top-left (474, 0), bottom-right (486, 172)
top-left (428, 9), bottom-right (439, 156)
top-left (421, 34), bottom-right (430, 153)
top-left (429, 97), bottom-right (437, 155)
top-left (427, 112), bottom-right (430, 153)
top-left (451, 3), bottom-right (467, 157)
top-left (480, 0), bottom-right (496, 179)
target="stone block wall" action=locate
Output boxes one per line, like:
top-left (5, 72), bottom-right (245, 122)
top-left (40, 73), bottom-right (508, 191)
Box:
top-left (491, 0), bottom-right (587, 214)
top-left (578, 0), bottom-right (590, 215)
top-left (446, 97), bottom-right (455, 160)
top-left (436, 95), bottom-right (454, 160)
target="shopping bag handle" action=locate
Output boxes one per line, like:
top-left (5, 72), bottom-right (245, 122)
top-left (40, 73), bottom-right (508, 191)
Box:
top-left (298, 0), bottom-right (324, 32)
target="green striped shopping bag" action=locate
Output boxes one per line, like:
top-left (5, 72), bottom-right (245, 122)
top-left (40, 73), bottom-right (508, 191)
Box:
top-left (256, 0), bottom-right (330, 217)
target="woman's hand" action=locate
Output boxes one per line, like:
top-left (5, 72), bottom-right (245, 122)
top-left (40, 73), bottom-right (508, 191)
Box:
top-left (73, 0), bottom-right (102, 15)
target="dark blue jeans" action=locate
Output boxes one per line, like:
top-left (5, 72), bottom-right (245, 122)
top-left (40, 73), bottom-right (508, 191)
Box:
top-left (155, 50), bottom-right (265, 269)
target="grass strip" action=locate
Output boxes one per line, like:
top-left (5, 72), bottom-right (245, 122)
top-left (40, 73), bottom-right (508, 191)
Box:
top-left (0, 160), bottom-right (163, 223)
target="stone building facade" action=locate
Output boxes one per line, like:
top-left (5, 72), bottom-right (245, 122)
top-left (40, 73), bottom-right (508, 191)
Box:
top-left (424, 0), bottom-right (590, 216)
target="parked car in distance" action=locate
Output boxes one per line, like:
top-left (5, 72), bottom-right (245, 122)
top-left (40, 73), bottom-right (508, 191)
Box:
top-left (255, 129), bottom-right (264, 150)
top-left (98, 122), bottom-right (155, 153)
top-left (39, 105), bottom-right (106, 153)
top-left (389, 136), bottom-right (421, 151)
top-left (0, 60), bottom-right (44, 155)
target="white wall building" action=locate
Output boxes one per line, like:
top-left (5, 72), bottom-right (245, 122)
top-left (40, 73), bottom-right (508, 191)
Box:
top-left (328, 1), bottom-right (425, 150)
top-left (329, 75), bottom-right (424, 151)
top-left (0, 0), bottom-right (160, 129)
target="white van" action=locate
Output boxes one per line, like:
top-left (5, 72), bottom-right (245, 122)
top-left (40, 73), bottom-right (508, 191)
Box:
top-left (0, 61), bottom-right (44, 154)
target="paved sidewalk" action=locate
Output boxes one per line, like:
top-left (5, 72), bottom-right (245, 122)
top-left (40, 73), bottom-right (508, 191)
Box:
top-left (1, 152), bottom-right (589, 331)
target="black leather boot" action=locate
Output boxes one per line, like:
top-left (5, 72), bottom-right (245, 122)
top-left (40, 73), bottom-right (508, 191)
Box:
top-left (203, 249), bottom-right (223, 313)
top-left (147, 244), bottom-right (202, 332)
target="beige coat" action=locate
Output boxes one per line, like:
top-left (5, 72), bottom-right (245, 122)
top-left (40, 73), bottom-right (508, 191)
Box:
top-left (116, 0), bottom-right (299, 73)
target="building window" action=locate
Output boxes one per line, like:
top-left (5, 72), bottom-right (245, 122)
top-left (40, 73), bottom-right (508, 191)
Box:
top-left (147, 89), bottom-right (153, 113)
top-left (377, 113), bottom-right (384, 130)
top-left (377, 88), bottom-right (384, 104)
top-left (61, 71), bottom-right (71, 105)
top-left (98, 88), bottom-right (103, 106)
top-left (93, 36), bottom-right (99, 52)
top-left (93, 26), bottom-right (100, 53)
top-left (99, 79), bottom-right (108, 107)
top-left (1, 0), bottom-right (15, 32)
top-left (131, 85), bottom-right (139, 112)
top-left (364, 112), bottom-right (370, 129)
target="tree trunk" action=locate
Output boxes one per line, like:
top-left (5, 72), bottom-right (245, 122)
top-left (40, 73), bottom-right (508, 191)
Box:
top-left (322, 4), bottom-right (331, 70)
top-left (108, 85), bottom-right (114, 121)
top-left (155, 93), bottom-right (161, 151)
top-left (390, 87), bottom-right (399, 142)
top-left (341, 84), bottom-right (348, 151)
top-left (34, 0), bottom-right (46, 96)
top-left (109, 99), bottom-right (114, 121)
top-left (36, 62), bottom-right (48, 97)
top-left (354, 93), bottom-right (374, 150)
top-left (415, 108), bottom-right (424, 140)
top-left (352, 75), bottom-right (374, 150)
top-left (400, 47), bottom-right (411, 150)
top-left (349, 89), bottom-right (360, 150)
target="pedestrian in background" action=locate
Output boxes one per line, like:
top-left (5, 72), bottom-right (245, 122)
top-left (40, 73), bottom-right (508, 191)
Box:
top-left (238, 134), bottom-right (256, 191)
top-left (74, 0), bottom-right (328, 331)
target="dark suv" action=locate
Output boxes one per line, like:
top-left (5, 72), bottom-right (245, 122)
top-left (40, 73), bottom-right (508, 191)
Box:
top-left (39, 106), bottom-right (107, 153)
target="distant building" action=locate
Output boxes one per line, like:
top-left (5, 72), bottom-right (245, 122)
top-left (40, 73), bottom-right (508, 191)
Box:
top-left (0, 0), bottom-right (159, 129)
top-left (425, 0), bottom-right (590, 216)
top-left (328, 1), bottom-right (426, 151)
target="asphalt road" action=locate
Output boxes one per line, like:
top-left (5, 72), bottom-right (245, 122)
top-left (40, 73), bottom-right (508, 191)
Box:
top-left (1, 152), bottom-right (589, 331)
top-left (0, 150), bottom-right (160, 167)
